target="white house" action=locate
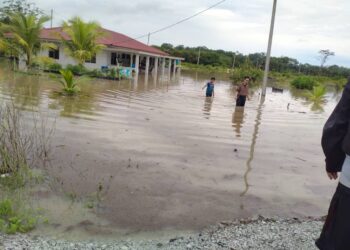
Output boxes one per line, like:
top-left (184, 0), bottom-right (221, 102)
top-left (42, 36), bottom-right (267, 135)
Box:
top-left (38, 27), bottom-right (183, 76)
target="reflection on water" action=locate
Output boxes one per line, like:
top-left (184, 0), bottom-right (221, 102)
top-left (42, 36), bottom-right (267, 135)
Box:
top-left (232, 106), bottom-right (245, 137)
top-left (240, 96), bottom-right (264, 196)
top-left (202, 97), bottom-right (213, 119)
top-left (0, 62), bottom-right (343, 238)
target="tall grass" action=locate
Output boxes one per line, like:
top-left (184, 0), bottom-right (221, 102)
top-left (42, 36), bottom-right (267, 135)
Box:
top-left (0, 103), bottom-right (53, 234)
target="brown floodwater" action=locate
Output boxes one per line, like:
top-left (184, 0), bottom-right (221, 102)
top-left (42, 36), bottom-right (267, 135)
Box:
top-left (0, 61), bottom-right (341, 239)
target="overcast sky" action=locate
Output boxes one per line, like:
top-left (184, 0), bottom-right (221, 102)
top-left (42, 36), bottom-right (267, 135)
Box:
top-left (23, 0), bottom-right (350, 67)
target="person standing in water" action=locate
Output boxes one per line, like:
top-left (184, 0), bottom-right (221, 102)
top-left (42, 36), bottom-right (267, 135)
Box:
top-left (202, 77), bottom-right (215, 97)
top-left (236, 76), bottom-right (250, 107)
top-left (316, 80), bottom-right (350, 250)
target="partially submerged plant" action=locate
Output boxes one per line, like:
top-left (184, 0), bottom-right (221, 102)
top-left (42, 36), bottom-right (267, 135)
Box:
top-left (306, 85), bottom-right (327, 103)
top-left (58, 69), bottom-right (79, 95)
top-left (0, 199), bottom-right (36, 234)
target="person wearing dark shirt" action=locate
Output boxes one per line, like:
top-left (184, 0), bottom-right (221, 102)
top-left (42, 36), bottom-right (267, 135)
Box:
top-left (202, 77), bottom-right (215, 97)
top-left (236, 76), bottom-right (250, 107)
top-left (316, 80), bottom-right (350, 250)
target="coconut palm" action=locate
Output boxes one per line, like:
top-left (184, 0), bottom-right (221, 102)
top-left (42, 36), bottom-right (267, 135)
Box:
top-left (61, 17), bottom-right (105, 66)
top-left (306, 85), bottom-right (327, 103)
top-left (57, 69), bottom-right (79, 95)
top-left (1, 12), bottom-right (52, 67)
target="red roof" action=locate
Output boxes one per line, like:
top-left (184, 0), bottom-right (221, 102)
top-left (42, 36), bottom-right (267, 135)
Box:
top-left (40, 27), bottom-right (168, 57)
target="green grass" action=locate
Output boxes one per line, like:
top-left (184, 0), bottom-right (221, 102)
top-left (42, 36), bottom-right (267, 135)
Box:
top-left (0, 199), bottom-right (37, 234)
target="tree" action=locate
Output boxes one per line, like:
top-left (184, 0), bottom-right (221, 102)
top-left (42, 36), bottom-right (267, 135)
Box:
top-left (0, 0), bottom-right (43, 24)
top-left (61, 17), bottom-right (105, 66)
top-left (319, 49), bottom-right (335, 68)
top-left (1, 12), bottom-right (51, 67)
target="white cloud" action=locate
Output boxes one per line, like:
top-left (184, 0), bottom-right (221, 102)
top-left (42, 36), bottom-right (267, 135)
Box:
top-left (25, 0), bottom-right (350, 66)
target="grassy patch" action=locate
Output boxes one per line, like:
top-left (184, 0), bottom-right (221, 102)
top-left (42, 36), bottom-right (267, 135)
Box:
top-left (291, 76), bottom-right (318, 90)
top-left (0, 199), bottom-right (37, 234)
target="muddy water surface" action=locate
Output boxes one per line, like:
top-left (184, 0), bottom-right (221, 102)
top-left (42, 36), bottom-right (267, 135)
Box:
top-left (0, 63), bottom-right (340, 239)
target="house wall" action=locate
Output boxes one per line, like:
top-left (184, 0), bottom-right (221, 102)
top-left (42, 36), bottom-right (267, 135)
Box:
top-left (39, 44), bottom-right (182, 74)
top-left (40, 44), bottom-right (110, 70)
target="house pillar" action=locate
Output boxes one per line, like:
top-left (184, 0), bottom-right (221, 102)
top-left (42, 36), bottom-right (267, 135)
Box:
top-left (130, 54), bottom-right (133, 67)
top-left (145, 56), bottom-right (150, 74)
top-left (135, 54), bottom-right (140, 74)
top-left (161, 58), bottom-right (166, 75)
top-left (178, 60), bottom-right (182, 75)
top-left (154, 57), bottom-right (159, 75)
top-left (168, 58), bottom-right (172, 75)
top-left (173, 59), bottom-right (177, 75)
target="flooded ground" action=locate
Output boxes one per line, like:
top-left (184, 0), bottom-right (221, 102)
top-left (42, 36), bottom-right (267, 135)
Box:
top-left (0, 61), bottom-right (340, 239)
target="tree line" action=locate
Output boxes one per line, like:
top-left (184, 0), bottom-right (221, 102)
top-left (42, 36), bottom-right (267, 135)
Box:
top-left (155, 43), bottom-right (349, 78)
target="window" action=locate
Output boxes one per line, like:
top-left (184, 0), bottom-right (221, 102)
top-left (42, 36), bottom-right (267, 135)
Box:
top-left (85, 54), bottom-right (96, 64)
top-left (111, 52), bottom-right (117, 65)
top-left (48, 49), bottom-right (59, 59)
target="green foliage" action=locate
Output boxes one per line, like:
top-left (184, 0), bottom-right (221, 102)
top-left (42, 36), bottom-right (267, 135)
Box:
top-left (291, 76), bottom-right (318, 90)
top-left (231, 67), bottom-right (263, 83)
top-left (48, 62), bottom-right (62, 72)
top-left (58, 69), bottom-right (79, 95)
top-left (0, 0), bottom-right (43, 24)
top-left (0, 199), bottom-right (36, 234)
top-left (156, 43), bottom-right (350, 79)
top-left (61, 17), bottom-right (105, 65)
top-left (108, 67), bottom-right (117, 79)
top-left (306, 86), bottom-right (327, 103)
top-left (231, 59), bottom-right (263, 83)
top-left (65, 64), bottom-right (87, 75)
top-left (86, 69), bottom-right (104, 78)
top-left (0, 12), bottom-right (51, 67)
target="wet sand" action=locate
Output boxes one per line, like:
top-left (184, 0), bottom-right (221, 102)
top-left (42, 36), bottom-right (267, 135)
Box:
top-left (0, 64), bottom-right (339, 238)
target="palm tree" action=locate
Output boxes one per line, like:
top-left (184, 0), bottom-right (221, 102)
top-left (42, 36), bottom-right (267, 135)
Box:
top-left (1, 12), bottom-right (51, 68)
top-left (61, 17), bottom-right (105, 66)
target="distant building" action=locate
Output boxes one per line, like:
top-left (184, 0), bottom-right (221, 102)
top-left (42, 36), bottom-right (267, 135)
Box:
top-left (38, 27), bottom-right (182, 75)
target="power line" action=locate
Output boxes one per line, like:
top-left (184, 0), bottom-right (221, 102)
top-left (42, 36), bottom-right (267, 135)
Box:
top-left (50, 0), bottom-right (227, 45)
top-left (102, 0), bottom-right (227, 45)
top-left (144, 0), bottom-right (227, 37)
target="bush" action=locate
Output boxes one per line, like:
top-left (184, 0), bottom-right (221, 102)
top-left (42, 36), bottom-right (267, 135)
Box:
top-left (231, 67), bottom-right (263, 83)
top-left (48, 63), bottom-right (62, 72)
top-left (291, 76), bottom-right (318, 90)
top-left (86, 69), bottom-right (104, 78)
top-left (0, 199), bottom-right (36, 234)
top-left (65, 64), bottom-right (88, 75)
top-left (108, 68), bottom-right (118, 79)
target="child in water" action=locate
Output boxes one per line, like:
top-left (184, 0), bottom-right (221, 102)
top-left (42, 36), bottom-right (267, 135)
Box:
top-left (202, 77), bottom-right (215, 97)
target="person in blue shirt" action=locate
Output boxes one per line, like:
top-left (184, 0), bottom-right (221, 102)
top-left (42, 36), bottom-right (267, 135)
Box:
top-left (202, 77), bottom-right (215, 97)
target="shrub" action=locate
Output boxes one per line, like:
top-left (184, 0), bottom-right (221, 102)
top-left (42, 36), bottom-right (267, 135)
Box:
top-left (65, 64), bottom-right (88, 75)
top-left (231, 67), bottom-right (263, 83)
top-left (108, 68), bottom-right (118, 79)
top-left (0, 199), bottom-right (36, 234)
top-left (291, 76), bottom-right (318, 90)
top-left (86, 69), bottom-right (104, 78)
top-left (48, 63), bottom-right (62, 72)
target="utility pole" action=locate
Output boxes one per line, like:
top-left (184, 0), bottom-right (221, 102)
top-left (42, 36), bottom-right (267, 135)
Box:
top-left (262, 0), bottom-right (277, 97)
top-left (232, 51), bottom-right (239, 69)
top-left (197, 47), bottom-right (201, 65)
top-left (147, 33), bottom-right (150, 45)
top-left (50, 9), bottom-right (53, 28)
